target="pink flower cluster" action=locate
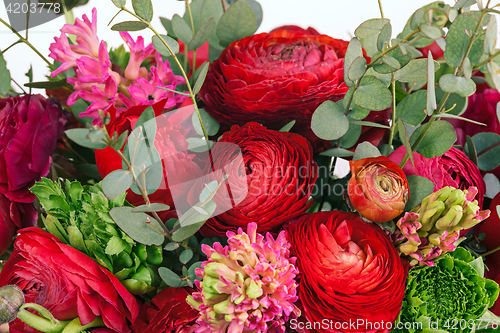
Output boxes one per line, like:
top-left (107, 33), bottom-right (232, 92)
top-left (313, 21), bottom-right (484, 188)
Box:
top-left (187, 223), bottom-right (300, 333)
top-left (49, 8), bottom-right (187, 124)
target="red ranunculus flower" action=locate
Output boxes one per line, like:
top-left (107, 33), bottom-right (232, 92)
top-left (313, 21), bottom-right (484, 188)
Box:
top-left (389, 146), bottom-right (486, 207)
top-left (477, 192), bottom-right (500, 315)
top-left (131, 287), bottom-right (198, 333)
top-left (285, 211), bottom-right (408, 333)
top-left (270, 25), bottom-right (320, 35)
top-left (95, 99), bottom-right (202, 218)
top-left (348, 156), bottom-right (409, 223)
top-left (0, 95), bottom-right (67, 203)
top-left (0, 227), bottom-right (139, 333)
top-left (199, 29), bottom-right (349, 130)
top-left (188, 122), bottom-right (318, 237)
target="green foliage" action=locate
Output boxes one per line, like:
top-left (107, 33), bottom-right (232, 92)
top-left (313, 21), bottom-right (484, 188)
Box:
top-left (311, 101), bottom-right (349, 140)
top-left (152, 34), bottom-right (179, 57)
top-left (405, 175), bottom-right (435, 211)
top-left (444, 12), bottom-right (485, 68)
top-left (471, 133), bottom-right (500, 171)
top-left (111, 21), bottom-right (148, 31)
top-left (396, 253), bottom-right (499, 333)
top-left (353, 76), bottom-right (392, 111)
top-left (409, 121), bottom-right (457, 158)
top-left (0, 54), bottom-right (11, 96)
top-left (132, 0), bottom-right (153, 22)
top-left (353, 142), bottom-right (381, 160)
top-left (30, 178), bottom-right (162, 295)
top-left (65, 128), bottom-right (107, 149)
top-left (216, 0), bottom-right (257, 46)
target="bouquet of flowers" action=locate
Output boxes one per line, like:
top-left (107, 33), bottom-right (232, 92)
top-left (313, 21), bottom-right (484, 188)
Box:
top-left (1, 0), bottom-right (500, 332)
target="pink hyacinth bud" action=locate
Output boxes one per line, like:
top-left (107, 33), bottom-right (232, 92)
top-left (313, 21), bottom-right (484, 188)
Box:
top-left (187, 222), bottom-right (300, 333)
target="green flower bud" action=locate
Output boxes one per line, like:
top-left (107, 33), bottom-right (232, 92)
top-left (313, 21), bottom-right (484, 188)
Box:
top-left (444, 189), bottom-right (466, 207)
top-left (420, 201), bottom-right (445, 231)
top-left (435, 205), bottom-right (463, 230)
top-left (246, 279), bottom-right (263, 299)
top-left (0, 285), bottom-right (25, 324)
top-left (399, 242), bottom-right (419, 255)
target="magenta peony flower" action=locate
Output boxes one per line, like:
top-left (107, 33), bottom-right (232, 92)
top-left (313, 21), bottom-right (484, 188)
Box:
top-left (187, 222), bottom-right (300, 333)
top-left (0, 94), bottom-right (65, 255)
top-left (389, 146), bottom-right (486, 207)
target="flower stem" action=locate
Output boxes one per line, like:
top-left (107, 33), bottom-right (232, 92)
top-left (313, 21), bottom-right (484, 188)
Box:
top-left (482, 245), bottom-right (500, 258)
top-left (17, 304), bottom-right (70, 333)
top-left (386, 73), bottom-right (397, 156)
top-left (0, 18), bottom-right (56, 72)
top-left (378, 0), bottom-right (384, 18)
top-left (185, 0), bottom-right (196, 36)
top-left (60, 317), bottom-right (104, 333)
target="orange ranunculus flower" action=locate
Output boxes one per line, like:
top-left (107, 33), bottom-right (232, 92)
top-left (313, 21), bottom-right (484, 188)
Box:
top-left (348, 156), bottom-right (409, 223)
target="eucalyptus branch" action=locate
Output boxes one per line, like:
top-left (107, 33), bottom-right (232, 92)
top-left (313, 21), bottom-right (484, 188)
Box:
top-left (399, 8), bottom-right (489, 167)
top-left (185, 0), bottom-right (198, 76)
top-left (0, 40), bottom-right (22, 55)
top-left (378, 0), bottom-right (384, 18)
top-left (343, 82), bottom-right (358, 115)
top-left (386, 73), bottom-right (397, 156)
top-left (0, 18), bottom-right (56, 71)
top-left (222, 0), bottom-right (227, 12)
top-left (474, 49), bottom-right (500, 70)
top-left (185, 0), bottom-right (195, 36)
top-left (368, 29), bottom-right (420, 67)
top-left (481, 245), bottom-right (500, 258)
top-left (121, 7), bottom-right (210, 143)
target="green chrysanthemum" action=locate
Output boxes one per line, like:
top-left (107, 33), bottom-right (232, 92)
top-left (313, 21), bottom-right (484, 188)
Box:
top-left (30, 178), bottom-right (162, 295)
top-left (396, 249), bottom-right (499, 333)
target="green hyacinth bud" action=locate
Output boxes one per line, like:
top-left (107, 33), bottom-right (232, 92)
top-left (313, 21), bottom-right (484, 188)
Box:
top-left (435, 205), bottom-right (463, 230)
top-left (0, 285), bottom-right (25, 324)
top-left (444, 189), bottom-right (466, 207)
top-left (420, 200), bottom-right (445, 231)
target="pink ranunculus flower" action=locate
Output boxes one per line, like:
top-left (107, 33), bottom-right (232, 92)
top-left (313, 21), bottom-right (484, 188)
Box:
top-left (388, 146), bottom-right (486, 207)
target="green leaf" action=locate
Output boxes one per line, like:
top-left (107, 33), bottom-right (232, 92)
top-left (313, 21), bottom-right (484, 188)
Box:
top-left (398, 90), bottom-right (427, 126)
top-left (320, 148), bottom-right (355, 158)
top-left (354, 18), bottom-right (390, 39)
top-left (131, 203), bottom-right (171, 213)
top-left (372, 47), bottom-right (410, 74)
top-left (158, 267), bottom-right (182, 287)
top-left (67, 226), bottom-right (86, 252)
top-left (243, 0), bottom-right (263, 30)
top-left (344, 37), bottom-right (363, 87)
top-left (444, 12), bottom-right (481, 68)
top-left (180, 249), bottom-right (194, 264)
top-left (405, 175), bottom-right (435, 211)
top-left (409, 121), bottom-right (457, 158)
top-left (172, 14), bottom-right (193, 44)
top-left (164, 242), bottom-right (180, 251)
top-left (65, 129), bottom-right (107, 149)
top-left (464, 135), bottom-right (478, 165)
top-left (101, 170), bottom-right (133, 199)
top-left (435, 87), bottom-right (468, 116)
top-left (152, 35), bottom-right (179, 57)
top-left (279, 120), bottom-right (296, 132)
top-left (469, 256), bottom-right (485, 277)
top-left (427, 51), bottom-right (437, 115)
top-left (410, 8), bottom-right (425, 30)
top-left (109, 207), bottom-right (165, 246)
top-left (348, 120), bottom-right (390, 129)
top-left (188, 261), bottom-right (203, 281)
top-left (111, 21), bottom-right (149, 32)
top-left (111, 0), bottom-right (126, 8)
top-left (377, 22), bottom-right (392, 51)
top-left (160, 17), bottom-right (176, 38)
top-left (348, 105), bottom-right (371, 120)
top-left (189, 17), bottom-right (215, 51)
top-left (132, 0), bottom-right (153, 22)
top-left (353, 142), bottom-right (381, 160)
top-left (0, 54), bottom-right (11, 96)
top-left (201, 0), bottom-right (224, 23)
top-left (216, 0), bottom-right (256, 46)
top-left (472, 132), bottom-right (500, 171)
top-left (105, 236), bottom-right (129, 256)
top-left (42, 215), bottom-right (69, 243)
top-left (484, 15), bottom-right (497, 54)
top-left (487, 62), bottom-right (500, 92)
top-left (340, 122), bottom-right (361, 149)
top-left (173, 201), bottom-right (217, 242)
top-left (24, 79), bottom-right (67, 89)
top-left (311, 101), bottom-right (349, 140)
top-left (398, 118), bottom-right (414, 167)
top-left (439, 74), bottom-right (476, 97)
top-left (419, 24), bottom-right (443, 40)
top-left (353, 76), bottom-right (392, 111)
top-left (348, 56), bottom-right (367, 81)
top-left (193, 62), bottom-right (210, 94)
top-left (394, 58), bottom-right (439, 83)
top-left (192, 108), bottom-right (219, 136)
